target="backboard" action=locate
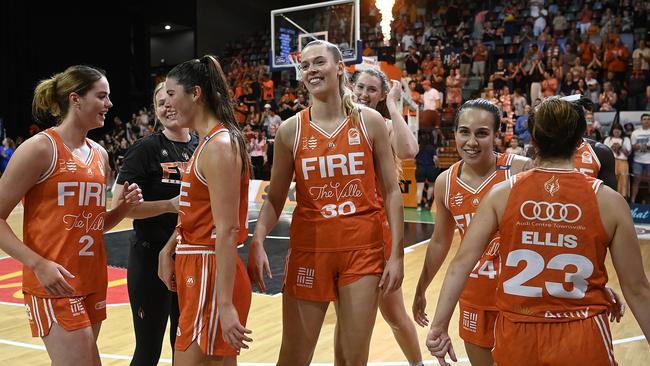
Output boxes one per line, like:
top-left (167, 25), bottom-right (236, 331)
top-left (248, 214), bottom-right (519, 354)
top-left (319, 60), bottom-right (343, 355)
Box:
top-left (270, 0), bottom-right (361, 72)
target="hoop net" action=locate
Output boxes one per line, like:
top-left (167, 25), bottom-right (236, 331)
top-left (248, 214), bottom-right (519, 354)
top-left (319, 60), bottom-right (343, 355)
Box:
top-left (289, 52), bottom-right (302, 81)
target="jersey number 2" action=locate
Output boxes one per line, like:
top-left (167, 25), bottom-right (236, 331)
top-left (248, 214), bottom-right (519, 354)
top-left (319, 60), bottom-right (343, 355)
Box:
top-left (79, 235), bottom-right (95, 257)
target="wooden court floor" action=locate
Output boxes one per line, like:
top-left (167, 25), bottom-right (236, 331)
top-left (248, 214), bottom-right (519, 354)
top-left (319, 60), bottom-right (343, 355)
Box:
top-left (1, 203), bottom-right (649, 365)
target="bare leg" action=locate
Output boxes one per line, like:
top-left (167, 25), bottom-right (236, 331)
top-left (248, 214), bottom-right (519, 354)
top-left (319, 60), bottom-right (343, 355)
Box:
top-left (42, 323), bottom-right (101, 366)
top-left (465, 342), bottom-right (494, 366)
top-left (378, 288), bottom-right (423, 363)
top-left (277, 294), bottom-right (329, 366)
top-left (334, 276), bottom-right (380, 366)
top-left (174, 341), bottom-right (229, 366)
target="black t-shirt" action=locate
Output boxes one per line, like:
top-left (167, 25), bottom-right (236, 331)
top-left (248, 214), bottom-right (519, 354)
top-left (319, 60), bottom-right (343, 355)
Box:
top-left (405, 54), bottom-right (421, 75)
top-left (492, 67), bottom-right (510, 90)
top-left (116, 131), bottom-right (199, 245)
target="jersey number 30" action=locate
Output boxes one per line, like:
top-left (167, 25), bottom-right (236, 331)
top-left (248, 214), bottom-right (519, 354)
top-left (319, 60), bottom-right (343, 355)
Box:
top-left (503, 249), bottom-right (594, 299)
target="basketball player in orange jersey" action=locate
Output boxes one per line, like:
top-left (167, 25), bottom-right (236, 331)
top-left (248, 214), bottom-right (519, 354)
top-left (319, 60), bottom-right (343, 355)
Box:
top-left (426, 97), bottom-right (650, 366)
top-left (0, 65), bottom-right (142, 365)
top-left (412, 99), bottom-right (533, 366)
top-left (247, 40), bottom-right (404, 365)
top-left (558, 96), bottom-right (617, 190)
top-left (351, 68), bottom-right (423, 365)
top-left (156, 55), bottom-right (252, 366)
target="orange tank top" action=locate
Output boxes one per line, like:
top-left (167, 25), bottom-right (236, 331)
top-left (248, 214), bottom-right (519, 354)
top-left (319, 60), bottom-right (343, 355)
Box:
top-left (497, 168), bottom-right (610, 322)
top-left (445, 153), bottom-right (515, 309)
top-left (177, 124), bottom-right (249, 246)
top-left (291, 108), bottom-right (383, 252)
top-left (22, 129), bottom-right (108, 297)
top-left (574, 140), bottom-right (600, 178)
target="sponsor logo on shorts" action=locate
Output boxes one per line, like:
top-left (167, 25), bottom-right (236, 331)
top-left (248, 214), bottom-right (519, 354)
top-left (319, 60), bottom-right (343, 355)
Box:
top-left (462, 310), bottom-right (478, 333)
top-left (544, 176), bottom-right (560, 196)
top-left (69, 297), bottom-right (86, 317)
top-left (177, 327), bottom-right (182, 337)
top-left (544, 307), bottom-right (590, 319)
top-left (185, 276), bottom-right (195, 288)
top-left (296, 267), bottom-right (315, 288)
top-left (25, 304), bottom-right (33, 321)
top-left (348, 128), bottom-right (361, 145)
top-left (95, 300), bottom-right (106, 310)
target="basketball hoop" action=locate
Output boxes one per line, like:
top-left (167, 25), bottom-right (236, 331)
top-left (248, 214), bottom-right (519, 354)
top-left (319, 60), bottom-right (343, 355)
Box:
top-left (289, 52), bottom-right (302, 81)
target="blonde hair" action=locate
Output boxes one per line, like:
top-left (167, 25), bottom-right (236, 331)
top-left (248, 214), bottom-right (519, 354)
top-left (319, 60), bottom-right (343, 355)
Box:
top-left (301, 40), bottom-right (360, 128)
top-left (32, 65), bottom-right (105, 124)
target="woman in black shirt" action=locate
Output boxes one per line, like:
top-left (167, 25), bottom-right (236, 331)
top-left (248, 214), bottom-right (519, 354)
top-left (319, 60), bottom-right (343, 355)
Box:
top-left (113, 82), bottom-right (198, 365)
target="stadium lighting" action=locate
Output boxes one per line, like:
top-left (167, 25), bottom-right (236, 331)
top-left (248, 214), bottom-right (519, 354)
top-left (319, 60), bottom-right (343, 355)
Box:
top-left (164, 24), bottom-right (172, 30)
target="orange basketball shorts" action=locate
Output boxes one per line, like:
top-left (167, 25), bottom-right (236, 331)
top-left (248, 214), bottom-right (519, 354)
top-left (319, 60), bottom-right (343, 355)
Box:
top-left (283, 245), bottom-right (385, 302)
top-left (23, 290), bottom-right (107, 337)
top-left (492, 312), bottom-right (616, 366)
top-left (174, 244), bottom-right (252, 356)
top-left (457, 301), bottom-right (498, 348)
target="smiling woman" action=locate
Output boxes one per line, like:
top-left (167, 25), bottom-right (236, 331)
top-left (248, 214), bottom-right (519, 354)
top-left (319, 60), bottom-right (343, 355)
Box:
top-left (0, 65), bottom-right (143, 366)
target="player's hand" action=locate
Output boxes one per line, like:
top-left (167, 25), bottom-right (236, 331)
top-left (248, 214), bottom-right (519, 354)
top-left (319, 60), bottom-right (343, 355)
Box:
top-left (122, 181), bottom-right (143, 206)
top-left (219, 303), bottom-right (252, 351)
top-left (32, 258), bottom-right (75, 297)
top-left (605, 286), bottom-right (625, 323)
top-left (387, 80), bottom-right (403, 107)
top-left (379, 256), bottom-right (404, 295)
top-left (169, 195), bottom-right (180, 213)
top-left (247, 239), bottom-right (272, 293)
top-left (426, 325), bottom-right (457, 366)
top-left (412, 290), bottom-right (429, 327)
top-left (158, 249), bottom-right (176, 292)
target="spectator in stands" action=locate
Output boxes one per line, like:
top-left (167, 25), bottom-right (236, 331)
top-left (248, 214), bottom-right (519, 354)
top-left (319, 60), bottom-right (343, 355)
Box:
top-left (460, 40), bottom-right (472, 77)
top-left (528, 59), bottom-right (545, 104)
top-left (604, 124), bottom-right (631, 199)
top-left (577, 35), bottom-right (598, 65)
top-left (511, 88), bottom-right (527, 117)
top-left (533, 9), bottom-right (547, 37)
top-left (261, 104), bottom-right (281, 134)
top-left (632, 39), bottom-right (650, 76)
top-left (505, 135), bottom-right (524, 155)
top-left (561, 72), bottom-right (576, 96)
top-left (261, 74), bottom-right (275, 109)
top-left (570, 57), bottom-right (586, 80)
top-left (560, 43), bottom-right (578, 75)
top-left (422, 80), bottom-right (442, 111)
top-left (604, 38), bottom-right (630, 83)
top-left (631, 114), bottom-right (650, 203)
top-left (248, 128), bottom-right (266, 180)
top-left (599, 82), bottom-right (618, 111)
top-left (629, 60), bottom-right (648, 110)
top-left (446, 68), bottom-right (464, 108)
top-left (490, 58), bottom-right (510, 91)
top-left (541, 70), bottom-right (559, 97)
top-left (0, 137), bottom-right (15, 177)
top-left (587, 78), bottom-right (600, 108)
top-left (471, 40), bottom-right (488, 78)
top-left (405, 46), bottom-right (421, 75)
top-left (515, 104), bottom-right (531, 145)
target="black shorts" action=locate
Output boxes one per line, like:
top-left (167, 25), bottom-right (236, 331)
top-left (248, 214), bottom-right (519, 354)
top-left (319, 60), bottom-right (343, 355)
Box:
top-left (416, 164), bottom-right (438, 183)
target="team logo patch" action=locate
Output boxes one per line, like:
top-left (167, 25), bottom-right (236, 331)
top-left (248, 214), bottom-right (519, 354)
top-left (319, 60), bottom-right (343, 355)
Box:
top-left (161, 149), bottom-right (169, 157)
top-left (581, 151), bottom-right (592, 164)
top-left (185, 276), bottom-right (195, 288)
top-left (496, 164), bottom-right (511, 170)
top-left (450, 192), bottom-right (464, 207)
top-left (328, 142), bottom-right (336, 148)
top-left (59, 159), bottom-right (78, 173)
top-left (296, 267), bottom-right (315, 288)
top-left (544, 176), bottom-right (560, 196)
top-left (87, 168), bottom-right (94, 177)
top-left (302, 136), bottom-right (318, 150)
top-left (462, 310), bottom-right (478, 332)
top-left (69, 297), bottom-right (86, 317)
top-left (471, 198), bottom-right (480, 207)
top-left (348, 128), bottom-right (361, 145)
top-left (182, 152), bottom-right (189, 160)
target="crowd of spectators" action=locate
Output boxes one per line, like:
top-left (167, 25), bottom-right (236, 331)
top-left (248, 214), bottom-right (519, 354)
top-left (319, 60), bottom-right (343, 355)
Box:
top-left (3, 0), bottom-right (649, 186)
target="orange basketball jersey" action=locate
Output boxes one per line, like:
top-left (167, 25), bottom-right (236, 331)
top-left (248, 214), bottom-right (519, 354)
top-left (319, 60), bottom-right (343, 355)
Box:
top-left (444, 153), bottom-right (515, 309)
top-left (177, 124), bottom-right (249, 246)
top-left (497, 168), bottom-right (611, 322)
top-left (291, 108), bottom-right (384, 252)
top-left (22, 129), bottom-right (108, 297)
top-left (574, 140), bottom-right (600, 178)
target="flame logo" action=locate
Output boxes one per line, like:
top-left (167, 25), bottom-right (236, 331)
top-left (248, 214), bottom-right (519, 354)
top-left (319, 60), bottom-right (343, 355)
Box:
top-left (544, 176), bottom-right (560, 196)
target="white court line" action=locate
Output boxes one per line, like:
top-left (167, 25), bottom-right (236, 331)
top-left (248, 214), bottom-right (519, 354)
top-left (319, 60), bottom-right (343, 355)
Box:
top-left (404, 219), bottom-right (435, 225)
top-left (0, 334), bottom-right (646, 365)
top-left (404, 239), bottom-right (430, 253)
top-left (247, 233), bottom-right (290, 240)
